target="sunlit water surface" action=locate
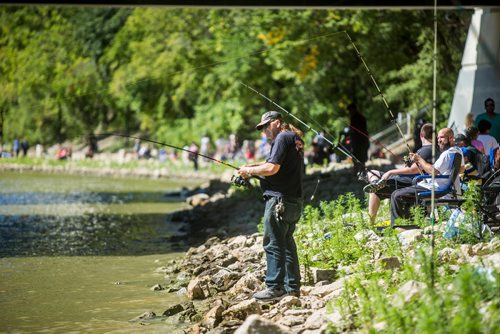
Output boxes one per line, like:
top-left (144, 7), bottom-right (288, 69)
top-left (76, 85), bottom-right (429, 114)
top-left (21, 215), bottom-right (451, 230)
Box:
top-left (0, 171), bottom-right (203, 333)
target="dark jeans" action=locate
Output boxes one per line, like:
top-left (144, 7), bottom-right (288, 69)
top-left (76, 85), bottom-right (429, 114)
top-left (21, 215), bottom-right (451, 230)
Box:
top-left (375, 175), bottom-right (414, 200)
top-left (390, 185), bottom-right (430, 225)
top-left (262, 196), bottom-right (303, 293)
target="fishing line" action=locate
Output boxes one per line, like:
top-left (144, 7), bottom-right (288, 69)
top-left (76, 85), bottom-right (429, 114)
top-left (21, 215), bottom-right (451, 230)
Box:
top-left (347, 123), bottom-right (403, 162)
top-left (341, 30), bottom-right (424, 174)
top-left (239, 81), bottom-right (354, 161)
top-left (310, 178), bottom-right (320, 202)
top-left (92, 132), bottom-right (268, 187)
top-left (429, 0), bottom-right (439, 289)
top-left (260, 30), bottom-right (419, 170)
top-left (240, 81), bottom-right (385, 182)
top-left (94, 132), bottom-right (239, 170)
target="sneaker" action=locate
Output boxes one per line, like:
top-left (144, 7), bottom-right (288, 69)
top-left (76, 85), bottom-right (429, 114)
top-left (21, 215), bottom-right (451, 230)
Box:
top-left (363, 180), bottom-right (387, 193)
top-left (253, 287), bottom-right (286, 302)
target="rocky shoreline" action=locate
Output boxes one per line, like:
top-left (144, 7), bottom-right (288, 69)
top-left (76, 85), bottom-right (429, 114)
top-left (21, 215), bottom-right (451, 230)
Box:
top-left (137, 224), bottom-right (499, 334)
top-left (142, 165), bottom-right (499, 333)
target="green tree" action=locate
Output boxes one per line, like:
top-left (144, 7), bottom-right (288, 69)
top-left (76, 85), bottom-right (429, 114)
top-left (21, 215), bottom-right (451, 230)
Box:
top-left (0, 6), bottom-right (471, 150)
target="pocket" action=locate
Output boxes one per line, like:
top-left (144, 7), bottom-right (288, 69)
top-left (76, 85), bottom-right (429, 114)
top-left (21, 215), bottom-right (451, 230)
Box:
top-left (282, 200), bottom-right (303, 223)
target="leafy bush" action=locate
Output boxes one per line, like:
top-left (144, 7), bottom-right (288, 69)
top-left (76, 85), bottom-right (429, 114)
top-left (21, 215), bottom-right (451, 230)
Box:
top-left (334, 256), bottom-right (499, 334)
top-left (298, 190), bottom-right (499, 334)
top-left (295, 194), bottom-right (370, 272)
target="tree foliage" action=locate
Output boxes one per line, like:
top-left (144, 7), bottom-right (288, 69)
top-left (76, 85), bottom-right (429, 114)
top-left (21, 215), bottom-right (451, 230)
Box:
top-left (0, 6), bottom-right (470, 147)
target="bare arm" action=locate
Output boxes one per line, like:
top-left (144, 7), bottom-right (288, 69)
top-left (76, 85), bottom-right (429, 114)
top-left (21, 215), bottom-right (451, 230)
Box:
top-left (382, 163), bottom-right (422, 179)
top-left (409, 153), bottom-right (439, 175)
top-left (238, 162), bottom-right (280, 178)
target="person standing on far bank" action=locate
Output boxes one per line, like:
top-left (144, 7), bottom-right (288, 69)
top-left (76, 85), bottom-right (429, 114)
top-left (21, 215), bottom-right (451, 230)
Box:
top-left (348, 103), bottom-right (369, 176)
top-left (237, 111), bottom-right (304, 302)
top-left (475, 98), bottom-right (500, 143)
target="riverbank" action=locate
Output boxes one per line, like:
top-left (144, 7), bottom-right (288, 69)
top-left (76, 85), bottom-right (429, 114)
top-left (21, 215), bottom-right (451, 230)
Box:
top-left (143, 164), bottom-right (499, 333)
top-left (151, 230), bottom-right (499, 334)
top-left (9, 158), bottom-right (498, 333)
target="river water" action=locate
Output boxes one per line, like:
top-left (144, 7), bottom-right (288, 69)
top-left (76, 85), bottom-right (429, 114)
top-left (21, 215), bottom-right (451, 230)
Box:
top-left (0, 171), bottom-right (203, 333)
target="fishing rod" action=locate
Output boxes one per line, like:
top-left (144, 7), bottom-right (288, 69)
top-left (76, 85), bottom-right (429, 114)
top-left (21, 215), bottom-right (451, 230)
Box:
top-left (342, 31), bottom-right (424, 174)
top-left (239, 81), bottom-right (382, 180)
top-left (238, 81), bottom-right (354, 161)
top-left (92, 132), bottom-right (257, 187)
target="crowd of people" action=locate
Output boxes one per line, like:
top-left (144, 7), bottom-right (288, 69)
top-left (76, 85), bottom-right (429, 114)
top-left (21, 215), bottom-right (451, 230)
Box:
top-left (230, 98), bottom-right (499, 302)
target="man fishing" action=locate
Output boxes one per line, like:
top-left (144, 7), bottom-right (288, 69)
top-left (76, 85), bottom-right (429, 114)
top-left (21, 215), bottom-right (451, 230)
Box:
top-left (237, 111), bottom-right (304, 302)
top-left (390, 128), bottom-right (464, 226)
top-left (362, 123), bottom-right (438, 224)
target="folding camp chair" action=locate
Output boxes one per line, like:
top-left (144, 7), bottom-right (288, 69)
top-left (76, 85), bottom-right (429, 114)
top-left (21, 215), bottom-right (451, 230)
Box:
top-left (421, 152), bottom-right (500, 234)
top-left (415, 152), bottom-right (463, 208)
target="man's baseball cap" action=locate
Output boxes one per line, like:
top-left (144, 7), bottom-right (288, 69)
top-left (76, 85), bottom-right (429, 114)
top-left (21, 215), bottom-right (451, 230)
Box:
top-left (255, 111), bottom-right (282, 130)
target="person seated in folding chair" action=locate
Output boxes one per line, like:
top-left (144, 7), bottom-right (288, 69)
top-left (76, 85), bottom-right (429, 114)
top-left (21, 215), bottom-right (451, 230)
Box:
top-left (390, 128), bottom-right (465, 226)
top-left (363, 123), bottom-right (439, 224)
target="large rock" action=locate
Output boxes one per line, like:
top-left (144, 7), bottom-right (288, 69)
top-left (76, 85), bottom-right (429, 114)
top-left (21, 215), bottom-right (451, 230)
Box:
top-left (278, 314), bottom-right (306, 327)
top-left (200, 304), bottom-right (225, 329)
top-left (277, 295), bottom-right (301, 309)
top-left (162, 303), bottom-right (185, 317)
top-left (234, 314), bottom-right (290, 334)
top-left (230, 245), bottom-right (264, 263)
top-left (472, 243), bottom-right (490, 256)
top-left (211, 269), bottom-right (242, 292)
top-left (309, 277), bottom-right (346, 298)
top-left (397, 230), bottom-right (423, 247)
top-left (482, 252), bottom-right (500, 271)
top-left (228, 273), bottom-right (262, 296)
top-left (222, 299), bottom-right (262, 320)
top-left (379, 256), bottom-right (401, 270)
top-left (228, 235), bottom-right (250, 249)
top-left (437, 247), bottom-right (459, 264)
top-left (311, 267), bottom-right (337, 283)
top-left (354, 229), bottom-right (381, 243)
top-left (302, 308), bottom-right (343, 331)
top-left (187, 193), bottom-right (210, 207)
top-left (129, 311), bottom-right (156, 322)
top-left (392, 280), bottom-right (426, 307)
top-left (186, 277), bottom-right (210, 300)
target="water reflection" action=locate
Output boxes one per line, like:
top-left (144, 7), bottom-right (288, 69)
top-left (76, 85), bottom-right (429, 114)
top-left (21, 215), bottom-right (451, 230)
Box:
top-left (0, 190), bottom-right (183, 205)
top-left (0, 213), bottom-right (189, 256)
top-left (0, 171), bottom-right (201, 257)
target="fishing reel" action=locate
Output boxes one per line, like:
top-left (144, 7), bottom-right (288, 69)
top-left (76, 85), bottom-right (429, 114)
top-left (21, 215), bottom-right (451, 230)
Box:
top-left (403, 155), bottom-right (413, 167)
top-left (231, 175), bottom-right (251, 188)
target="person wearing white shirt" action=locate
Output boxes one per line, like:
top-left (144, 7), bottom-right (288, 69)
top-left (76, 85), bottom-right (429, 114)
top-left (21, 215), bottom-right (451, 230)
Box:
top-left (390, 128), bottom-right (464, 226)
top-left (477, 119), bottom-right (499, 158)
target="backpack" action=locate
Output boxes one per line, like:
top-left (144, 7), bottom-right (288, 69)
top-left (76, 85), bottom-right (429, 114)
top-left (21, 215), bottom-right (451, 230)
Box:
top-left (476, 151), bottom-right (491, 177)
top-left (463, 146), bottom-right (490, 178)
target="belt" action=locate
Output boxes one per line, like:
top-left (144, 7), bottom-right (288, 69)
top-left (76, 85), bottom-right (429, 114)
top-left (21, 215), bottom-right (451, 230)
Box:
top-left (263, 194), bottom-right (301, 203)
